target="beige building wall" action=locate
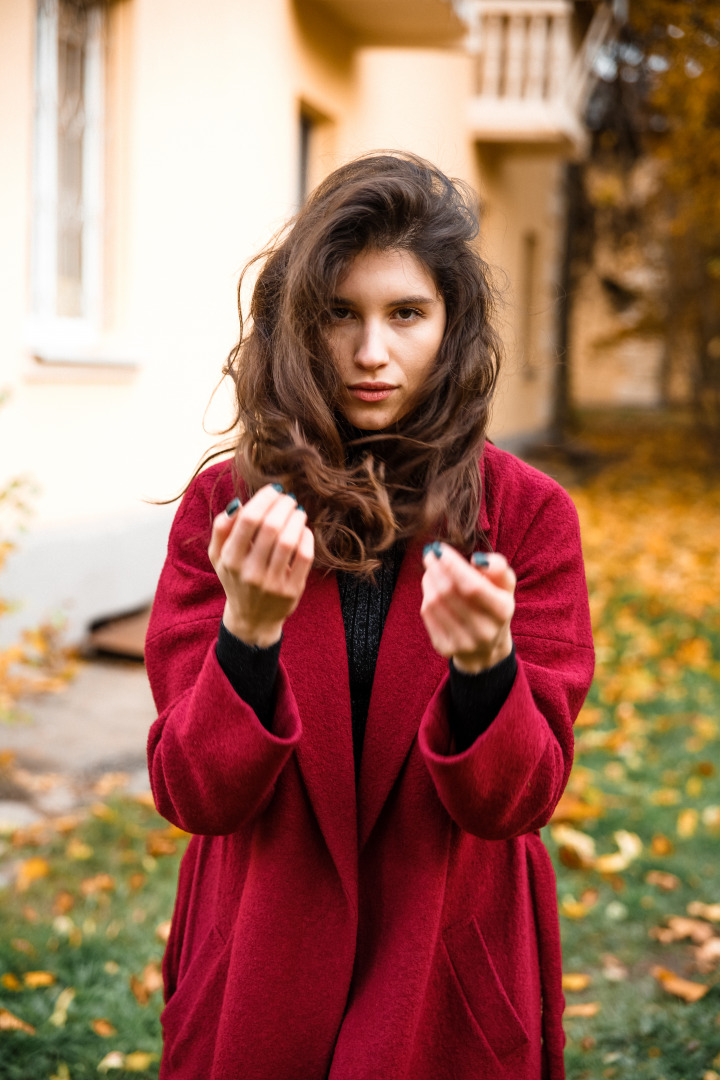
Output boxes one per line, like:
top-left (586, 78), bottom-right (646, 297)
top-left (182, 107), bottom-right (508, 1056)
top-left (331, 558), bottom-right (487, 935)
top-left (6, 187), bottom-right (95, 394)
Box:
top-left (0, 0), bottom-right (573, 641)
top-left (477, 146), bottom-right (565, 443)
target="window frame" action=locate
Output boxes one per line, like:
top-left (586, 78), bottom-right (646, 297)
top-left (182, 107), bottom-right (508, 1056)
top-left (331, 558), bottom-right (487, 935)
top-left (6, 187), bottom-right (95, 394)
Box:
top-left (29, 0), bottom-right (107, 364)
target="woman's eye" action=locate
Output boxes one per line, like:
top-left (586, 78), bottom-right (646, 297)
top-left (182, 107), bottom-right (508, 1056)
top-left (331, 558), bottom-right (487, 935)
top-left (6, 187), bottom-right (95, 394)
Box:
top-left (395, 307), bottom-right (421, 321)
top-left (330, 307), bottom-right (353, 321)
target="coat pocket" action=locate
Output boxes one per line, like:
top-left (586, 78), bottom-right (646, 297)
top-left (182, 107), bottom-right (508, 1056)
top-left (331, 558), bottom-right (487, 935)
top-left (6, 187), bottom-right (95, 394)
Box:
top-left (161, 923), bottom-right (231, 1074)
top-left (443, 917), bottom-right (530, 1063)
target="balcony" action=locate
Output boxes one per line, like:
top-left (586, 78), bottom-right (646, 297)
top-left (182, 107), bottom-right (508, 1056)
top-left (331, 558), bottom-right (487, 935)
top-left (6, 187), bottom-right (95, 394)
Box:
top-left (454, 0), bottom-right (618, 152)
top-left (309, 0), bottom-right (466, 48)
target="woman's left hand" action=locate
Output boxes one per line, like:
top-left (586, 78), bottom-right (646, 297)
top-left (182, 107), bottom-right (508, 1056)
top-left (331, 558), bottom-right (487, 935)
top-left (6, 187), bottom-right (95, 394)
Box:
top-left (421, 544), bottom-right (516, 674)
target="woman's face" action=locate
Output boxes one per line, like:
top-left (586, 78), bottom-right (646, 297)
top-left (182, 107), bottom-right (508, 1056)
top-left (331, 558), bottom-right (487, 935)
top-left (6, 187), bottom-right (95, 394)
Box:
top-left (326, 248), bottom-right (447, 430)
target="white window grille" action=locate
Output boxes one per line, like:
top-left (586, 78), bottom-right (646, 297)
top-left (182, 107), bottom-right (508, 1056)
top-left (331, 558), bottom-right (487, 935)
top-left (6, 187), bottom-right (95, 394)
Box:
top-left (30, 0), bottom-right (105, 360)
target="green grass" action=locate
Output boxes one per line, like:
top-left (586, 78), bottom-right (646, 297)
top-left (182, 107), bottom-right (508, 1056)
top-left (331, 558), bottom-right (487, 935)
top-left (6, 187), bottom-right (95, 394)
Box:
top-left (547, 592), bottom-right (720, 1080)
top-left (0, 800), bottom-right (187, 1079)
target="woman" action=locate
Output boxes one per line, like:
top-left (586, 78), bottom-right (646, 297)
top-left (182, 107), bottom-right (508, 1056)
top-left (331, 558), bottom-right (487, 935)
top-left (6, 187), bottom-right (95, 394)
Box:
top-left (146, 152), bottom-right (594, 1080)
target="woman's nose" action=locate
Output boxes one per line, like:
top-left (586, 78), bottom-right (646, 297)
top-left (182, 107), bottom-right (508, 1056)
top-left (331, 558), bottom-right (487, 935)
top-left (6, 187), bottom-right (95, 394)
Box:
top-left (354, 320), bottom-right (388, 368)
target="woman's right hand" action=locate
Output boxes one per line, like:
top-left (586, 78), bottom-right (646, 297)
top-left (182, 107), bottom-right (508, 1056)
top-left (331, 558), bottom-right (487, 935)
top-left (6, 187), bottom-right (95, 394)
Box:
top-left (208, 485), bottom-right (314, 647)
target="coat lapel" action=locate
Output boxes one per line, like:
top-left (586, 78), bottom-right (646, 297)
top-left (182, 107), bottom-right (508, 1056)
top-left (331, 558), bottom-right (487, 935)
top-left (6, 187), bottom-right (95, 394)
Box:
top-left (281, 449), bottom-right (492, 874)
top-left (357, 453), bottom-right (492, 850)
top-left (357, 540), bottom-right (448, 850)
top-left (280, 570), bottom-right (358, 908)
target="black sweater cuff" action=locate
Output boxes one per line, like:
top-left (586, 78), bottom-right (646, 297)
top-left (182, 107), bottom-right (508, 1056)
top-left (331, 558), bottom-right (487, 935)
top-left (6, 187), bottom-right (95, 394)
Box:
top-left (448, 645), bottom-right (517, 753)
top-left (215, 621), bottom-right (281, 732)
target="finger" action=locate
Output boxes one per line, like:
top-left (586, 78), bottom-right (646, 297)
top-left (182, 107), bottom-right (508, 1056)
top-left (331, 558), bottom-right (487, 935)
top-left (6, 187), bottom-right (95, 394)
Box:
top-left (266, 507), bottom-right (307, 584)
top-left (420, 592), bottom-right (462, 658)
top-left (433, 544), bottom-right (515, 607)
top-left (422, 579), bottom-right (495, 656)
top-left (287, 526), bottom-right (315, 591)
top-left (209, 499), bottom-right (243, 567)
top-left (424, 551), bottom-right (514, 629)
top-left (470, 551), bottom-right (516, 593)
top-left (221, 485), bottom-right (287, 568)
top-left (243, 493), bottom-right (301, 574)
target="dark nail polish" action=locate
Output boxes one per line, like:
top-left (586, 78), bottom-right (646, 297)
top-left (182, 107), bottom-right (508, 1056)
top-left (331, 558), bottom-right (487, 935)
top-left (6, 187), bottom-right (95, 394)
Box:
top-left (471, 552), bottom-right (490, 568)
top-left (288, 493), bottom-right (297, 502)
top-left (225, 497), bottom-right (240, 516)
top-left (296, 505), bottom-right (305, 514)
top-left (423, 543), bottom-right (433, 559)
top-left (271, 483), bottom-right (284, 493)
top-left (432, 541), bottom-right (443, 558)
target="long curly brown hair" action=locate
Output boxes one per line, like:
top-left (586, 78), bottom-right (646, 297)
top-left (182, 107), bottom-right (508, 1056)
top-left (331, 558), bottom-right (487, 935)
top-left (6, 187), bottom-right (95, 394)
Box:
top-left (208, 152), bottom-right (502, 576)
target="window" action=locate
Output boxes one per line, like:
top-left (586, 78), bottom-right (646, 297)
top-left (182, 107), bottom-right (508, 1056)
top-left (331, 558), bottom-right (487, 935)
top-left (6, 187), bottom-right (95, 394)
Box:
top-left (298, 111), bottom-right (314, 205)
top-left (297, 102), bottom-right (335, 208)
top-left (520, 230), bottom-right (539, 378)
top-left (31, 0), bottom-right (105, 358)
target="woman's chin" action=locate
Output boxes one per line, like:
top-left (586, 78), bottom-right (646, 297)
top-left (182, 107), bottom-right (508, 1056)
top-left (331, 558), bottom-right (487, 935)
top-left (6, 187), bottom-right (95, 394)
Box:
top-left (339, 404), bottom-right (400, 431)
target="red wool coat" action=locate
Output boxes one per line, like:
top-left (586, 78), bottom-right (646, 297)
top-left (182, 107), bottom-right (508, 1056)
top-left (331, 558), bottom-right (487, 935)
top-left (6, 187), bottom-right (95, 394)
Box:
top-left (146, 443), bottom-right (594, 1080)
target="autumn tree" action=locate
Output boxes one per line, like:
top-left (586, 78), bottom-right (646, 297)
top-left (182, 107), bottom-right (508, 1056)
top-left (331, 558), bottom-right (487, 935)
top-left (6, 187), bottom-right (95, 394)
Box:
top-left (587, 1), bottom-right (720, 454)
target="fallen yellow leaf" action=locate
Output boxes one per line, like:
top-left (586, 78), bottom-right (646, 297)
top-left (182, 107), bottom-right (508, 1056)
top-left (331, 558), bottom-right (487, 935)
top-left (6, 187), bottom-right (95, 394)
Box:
top-left (677, 808), bottom-right (699, 838)
top-left (651, 966), bottom-right (709, 1002)
top-left (124, 1052), bottom-right (159, 1071)
top-left (23, 971), bottom-right (56, 988)
top-left (145, 832), bottom-right (176, 857)
top-left (49, 987), bottom-right (75, 1027)
top-left (15, 857), bottom-right (50, 893)
top-left (686, 776), bottom-right (703, 798)
top-left (651, 833), bottom-right (674, 856)
top-left (52, 891), bottom-right (75, 915)
top-left (562, 973), bottom-right (592, 992)
top-left (650, 916), bottom-right (714, 945)
top-left (80, 874), bottom-right (115, 896)
top-left (601, 954), bottom-right (628, 982)
top-left (66, 838), bottom-right (93, 860)
top-left (1, 973), bottom-right (21, 991)
top-left (91, 1018), bottom-right (117, 1037)
top-left (564, 1002), bottom-right (601, 1018)
top-left (687, 901), bottom-right (720, 922)
top-left (651, 788), bottom-right (682, 806)
top-left (694, 938), bottom-right (720, 975)
top-left (92, 772), bottom-right (128, 797)
top-left (11, 938), bottom-right (36, 956)
top-left (97, 1051), bottom-right (125, 1073)
top-left (560, 896), bottom-right (590, 920)
top-left (155, 920), bottom-right (171, 944)
top-left (551, 824), bottom-right (596, 864)
top-left (0, 1007), bottom-right (35, 1034)
top-left (645, 870), bottom-right (681, 891)
top-left (595, 830), bottom-right (643, 874)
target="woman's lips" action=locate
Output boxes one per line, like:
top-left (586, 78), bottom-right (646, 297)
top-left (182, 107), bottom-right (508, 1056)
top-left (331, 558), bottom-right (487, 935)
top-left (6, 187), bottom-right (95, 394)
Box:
top-left (348, 385), bottom-right (396, 402)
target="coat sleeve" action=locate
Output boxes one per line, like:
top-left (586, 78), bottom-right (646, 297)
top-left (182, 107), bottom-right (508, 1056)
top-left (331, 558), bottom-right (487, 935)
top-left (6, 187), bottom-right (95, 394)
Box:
top-left (145, 469), bottom-right (302, 836)
top-left (418, 480), bottom-right (594, 840)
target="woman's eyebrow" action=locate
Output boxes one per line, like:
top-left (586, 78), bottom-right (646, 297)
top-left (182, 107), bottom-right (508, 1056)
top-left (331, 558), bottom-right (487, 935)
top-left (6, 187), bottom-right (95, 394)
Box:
top-left (331, 294), bottom-right (440, 306)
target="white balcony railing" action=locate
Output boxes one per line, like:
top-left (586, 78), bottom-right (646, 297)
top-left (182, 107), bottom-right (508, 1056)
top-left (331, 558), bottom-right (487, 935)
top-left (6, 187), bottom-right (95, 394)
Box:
top-left (453, 0), bottom-right (618, 150)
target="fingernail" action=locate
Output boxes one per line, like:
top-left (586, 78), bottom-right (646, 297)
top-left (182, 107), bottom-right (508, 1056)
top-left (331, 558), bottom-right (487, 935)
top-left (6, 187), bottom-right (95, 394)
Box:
top-left (423, 543), bottom-right (433, 559)
top-left (471, 552), bottom-right (490, 568)
top-left (432, 541), bottom-right (443, 558)
top-left (296, 505), bottom-right (305, 514)
top-left (271, 483), bottom-right (284, 493)
top-left (288, 493), bottom-right (297, 502)
top-left (225, 497), bottom-right (240, 517)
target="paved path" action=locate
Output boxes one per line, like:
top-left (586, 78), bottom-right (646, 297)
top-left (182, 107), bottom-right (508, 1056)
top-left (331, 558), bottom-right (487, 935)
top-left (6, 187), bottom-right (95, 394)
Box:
top-left (0, 658), bottom-right (157, 830)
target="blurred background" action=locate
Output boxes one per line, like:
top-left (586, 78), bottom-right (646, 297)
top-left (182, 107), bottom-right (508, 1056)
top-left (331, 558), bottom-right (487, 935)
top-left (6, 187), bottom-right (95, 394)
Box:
top-left (1, 2), bottom-right (720, 1077)
top-left (1, 0), bottom-right (630, 646)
